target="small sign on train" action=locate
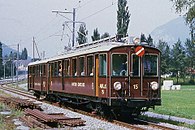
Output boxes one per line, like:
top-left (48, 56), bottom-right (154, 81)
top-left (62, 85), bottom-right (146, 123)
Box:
top-left (135, 46), bottom-right (145, 57)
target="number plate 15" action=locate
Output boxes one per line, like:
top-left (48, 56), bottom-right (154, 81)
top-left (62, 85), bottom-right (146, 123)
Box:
top-left (133, 84), bottom-right (139, 89)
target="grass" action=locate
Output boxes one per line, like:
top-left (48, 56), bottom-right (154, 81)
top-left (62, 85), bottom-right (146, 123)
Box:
top-left (0, 102), bottom-right (24, 130)
top-left (0, 92), bottom-right (24, 130)
top-left (151, 85), bottom-right (195, 120)
top-left (139, 115), bottom-right (195, 129)
top-left (7, 80), bottom-right (28, 91)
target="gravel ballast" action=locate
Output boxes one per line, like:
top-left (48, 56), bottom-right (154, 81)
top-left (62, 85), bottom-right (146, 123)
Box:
top-left (1, 85), bottom-right (194, 130)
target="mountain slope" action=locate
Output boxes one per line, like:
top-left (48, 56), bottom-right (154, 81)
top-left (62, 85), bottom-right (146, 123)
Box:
top-left (1, 42), bottom-right (17, 57)
top-left (151, 17), bottom-right (190, 46)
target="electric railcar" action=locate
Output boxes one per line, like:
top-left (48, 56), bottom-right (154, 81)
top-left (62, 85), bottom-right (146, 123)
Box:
top-left (28, 36), bottom-right (161, 118)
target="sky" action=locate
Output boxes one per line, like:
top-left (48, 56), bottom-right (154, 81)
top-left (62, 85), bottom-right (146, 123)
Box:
top-left (0, 0), bottom-right (180, 58)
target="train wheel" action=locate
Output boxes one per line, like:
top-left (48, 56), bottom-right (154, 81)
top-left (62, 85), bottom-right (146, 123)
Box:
top-left (34, 92), bottom-right (40, 100)
top-left (95, 103), bottom-right (115, 120)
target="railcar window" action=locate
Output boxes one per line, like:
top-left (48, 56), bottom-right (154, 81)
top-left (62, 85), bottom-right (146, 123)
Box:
top-left (35, 66), bottom-right (38, 77)
top-left (42, 64), bottom-right (46, 76)
top-left (58, 61), bottom-right (62, 77)
top-left (38, 65), bottom-right (40, 76)
top-left (72, 58), bottom-right (77, 76)
top-left (55, 62), bottom-right (59, 77)
top-left (40, 65), bottom-right (42, 76)
top-left (144, 55), bottom-right (158, 76)
top-left (30, 67), bottom-right (34, 75)
top-left (34, 66), bottom-right (36, 76)
top-left (99, 54), bottom-right (107, 76)
top-left (41, 65), bottom-right (43, 75)
top-left (87, 56), bottom-right (94, 76)
top-left (39, 65), bottom-right (42, 76)
top-left (112, 54), bottom-right (128, 76)
top-left (64, 59), bottom-right (70, 76)
top-left (31, 66), bottom-right (34, 74)
top-left (79, 57), bottom-right (85, 76)
top-left (51, 62), bottom-right (58, 77)
top-left (51, 64), bottom-right (53, 76)
top-left (132, 55), bottom-right (140, 76)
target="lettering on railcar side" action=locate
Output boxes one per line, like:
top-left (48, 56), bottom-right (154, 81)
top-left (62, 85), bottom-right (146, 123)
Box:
top-left (78, 82), bottom-right (85, 87)
top-left (71, 82), bottom-right (85, 87)
top-left (35, 83), bottom-right (41, 86)
top-left (99, 84), bottom-right (107, 89)
top-left (71, 82), bottom-right (77, 87)
top-left (101, 90), bottom-right (105, 95)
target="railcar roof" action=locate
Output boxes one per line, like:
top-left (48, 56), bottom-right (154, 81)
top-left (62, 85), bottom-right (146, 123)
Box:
top-left (28, 41), bottom-right (125, 66)
top-left (28, 41), bottom-right (159, 66)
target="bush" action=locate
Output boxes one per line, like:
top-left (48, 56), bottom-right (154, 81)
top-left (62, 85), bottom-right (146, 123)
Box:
top-left (189, 79), bottom-right (195, 85)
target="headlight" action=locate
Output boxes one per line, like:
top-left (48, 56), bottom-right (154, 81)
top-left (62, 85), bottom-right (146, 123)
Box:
top-left (150, 81), bottom-right (159, 90)
top-left (113, 82), bottom-right (122, 91)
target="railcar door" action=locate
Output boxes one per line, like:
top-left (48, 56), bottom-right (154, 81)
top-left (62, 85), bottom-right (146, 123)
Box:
top-left (41, 64), bottom-right (47, 92)
top-left (130, 54), bottom-right (142, 97)
top-left (28, 66), bottom-right (34, 89)
top-left (95, 54), bottom-right (108, 98)
top-left (47, 63), bottom-right (52, 93)
top-left (111, 53), bottom-right (129, 98)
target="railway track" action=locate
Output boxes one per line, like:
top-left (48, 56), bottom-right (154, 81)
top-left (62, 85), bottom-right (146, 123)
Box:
top-left (0, 84), bottom-right (85, 129)
top-left (0, 84), bottom-right (36, 99)
top-left (134, 118), bottom-right (176, 130)
top-left (0, 83), bottom-right (177, 130)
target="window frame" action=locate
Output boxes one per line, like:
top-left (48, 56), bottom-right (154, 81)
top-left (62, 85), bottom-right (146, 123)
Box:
top-left (79, 56), bottom-right (85, 76)
top-left (87, 55), bottom-right (94, 77)
top-left (99, 53), bottom-right (107, 77)
top-left (143, 54), bottom-right (159, 77)
top-left (58, 60), bottom-right (62, 77)
top-left (131, 54), bottom-right (140, 77)
top-left (72, 58), bottom-right (77, 77)
top-left (64, 59), bottom-right (70, 77)
top-left (111, 53), bottom-right (128, 77)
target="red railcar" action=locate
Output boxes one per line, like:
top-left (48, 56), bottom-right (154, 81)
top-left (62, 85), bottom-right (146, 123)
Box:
top-left (28, 37), bottom-right (161, 117)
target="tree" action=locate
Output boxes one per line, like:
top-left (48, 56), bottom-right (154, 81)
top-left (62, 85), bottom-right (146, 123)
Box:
top-left (185, 38), bottom-right (195, 81)
top-left (91, 28), bottom-right (100, 41)
top-left (101, 32), bottom-right (110, 39)
top-left (171, 39), bottom-right (186, 84)
top-left (76, 24), bottom-right (88, 45)
top-left (147, 35), bottom-right (154, 47)
top-left (170, 0), bottom-right (195, 44)
top-left (117, 0), bottom-right (130, 37)
top-left (0, 42), bottom-right (3, 77)
top-left (170, 0), bottom-right (194, 23)
top-left (140, 33), bottom-right (147, 42)
top-left (21, 48), bottom-right (28, 60)
top-left (156, 40), bottom-right (171, 75)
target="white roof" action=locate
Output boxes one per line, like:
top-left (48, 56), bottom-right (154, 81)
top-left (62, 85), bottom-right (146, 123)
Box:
top-left (28, 41), bottom-right (130, 66)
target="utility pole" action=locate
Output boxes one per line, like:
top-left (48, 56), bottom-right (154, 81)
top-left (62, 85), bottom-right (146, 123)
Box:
top-left (16, 43), bottom-right (19, 87)
top-left (10, 51), bottom-right (13, 83)
top-left (32, 37), bottom-right (35, 62)
top-left (3, 61), bottom-right (5, 79)
top-left (52, 8), bottom-right (85, 47)
top-left (72, 8), bottom-right (76, 47)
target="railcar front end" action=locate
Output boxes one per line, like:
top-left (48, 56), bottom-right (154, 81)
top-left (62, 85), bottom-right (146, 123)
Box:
top-left (107, 45), bottom-right (161, 116)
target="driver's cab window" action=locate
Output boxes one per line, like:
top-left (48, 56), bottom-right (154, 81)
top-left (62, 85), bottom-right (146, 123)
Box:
top-left (112, 54), bottom-right (128, 76)
top-left (132, 55), bottom-right (140, 76)
top-left (144, 55), bottom-right (158, 76)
